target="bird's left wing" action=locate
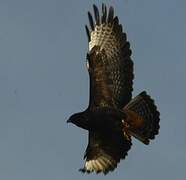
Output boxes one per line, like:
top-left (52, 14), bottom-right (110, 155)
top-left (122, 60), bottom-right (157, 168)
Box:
top-left (80, 130), bottom-right (131, 174)
top-left (85, 4), bottom-right (134, 110)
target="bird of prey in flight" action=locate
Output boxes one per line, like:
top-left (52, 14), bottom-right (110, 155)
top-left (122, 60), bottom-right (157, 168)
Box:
top-left (67, 4), bottom-right (160, 174)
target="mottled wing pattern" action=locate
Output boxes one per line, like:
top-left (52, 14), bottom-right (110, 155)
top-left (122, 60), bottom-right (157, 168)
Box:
top-left (80, 130), bottom-right (132, 174)
top-left (86, 4), bottom-right (134, 109)
top-left (87, 47), bottom-right (115, 108)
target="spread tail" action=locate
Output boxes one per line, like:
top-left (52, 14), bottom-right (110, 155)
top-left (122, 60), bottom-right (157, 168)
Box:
top-left (123, 91), bottom-right (160, 145)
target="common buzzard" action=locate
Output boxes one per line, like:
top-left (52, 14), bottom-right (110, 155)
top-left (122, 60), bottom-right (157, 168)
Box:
top-left (67, 4), bottom-right (160, 174)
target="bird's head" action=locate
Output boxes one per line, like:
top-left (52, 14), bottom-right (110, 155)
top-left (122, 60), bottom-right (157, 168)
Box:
top-left (67, 112), bottom-right (89, 130)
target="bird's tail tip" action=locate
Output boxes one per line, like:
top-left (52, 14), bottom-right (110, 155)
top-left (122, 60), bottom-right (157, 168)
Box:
top-left (123, 91), bottom-right (160, 145)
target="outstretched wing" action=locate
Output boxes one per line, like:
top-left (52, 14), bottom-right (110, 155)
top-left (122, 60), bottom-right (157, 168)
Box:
top-left (80, 130), bottom-right (132, 174)
top-left (85, 4), bottom-right (134, 109)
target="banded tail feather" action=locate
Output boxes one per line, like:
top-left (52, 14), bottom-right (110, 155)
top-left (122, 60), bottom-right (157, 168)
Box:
top-left (123, 91), bottom-right (160, 145)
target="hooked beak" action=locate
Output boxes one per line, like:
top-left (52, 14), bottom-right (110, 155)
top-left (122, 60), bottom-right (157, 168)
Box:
top-left (66, 119), bottom-right (71, 123)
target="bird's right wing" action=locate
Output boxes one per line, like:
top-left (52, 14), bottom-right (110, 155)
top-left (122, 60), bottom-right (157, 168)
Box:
top-left (80, 130), bottom-right (131, 174)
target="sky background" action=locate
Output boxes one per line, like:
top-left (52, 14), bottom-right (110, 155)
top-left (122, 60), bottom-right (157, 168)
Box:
top-left (0, 0), bottom-right (186, 179)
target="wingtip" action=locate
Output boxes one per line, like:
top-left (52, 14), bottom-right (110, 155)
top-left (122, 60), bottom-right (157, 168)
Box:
top-left (93, 4), bottom-right (100, 25)
top-left (101, 3), bottom-right (107, 23)
top-left (108, 6), bottom-right (114, 23)
top-left (88, 11), bottom-right (94, 30)
top-left (85, 25), bottom-right (90, 42)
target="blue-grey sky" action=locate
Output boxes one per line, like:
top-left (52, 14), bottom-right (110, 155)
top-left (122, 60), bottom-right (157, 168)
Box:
top-left (0, 0), bottom-right (186, 179)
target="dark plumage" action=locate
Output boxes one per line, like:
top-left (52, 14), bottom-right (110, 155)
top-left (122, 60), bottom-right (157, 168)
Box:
top-left (68, 4), bottom-right (160, 174)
